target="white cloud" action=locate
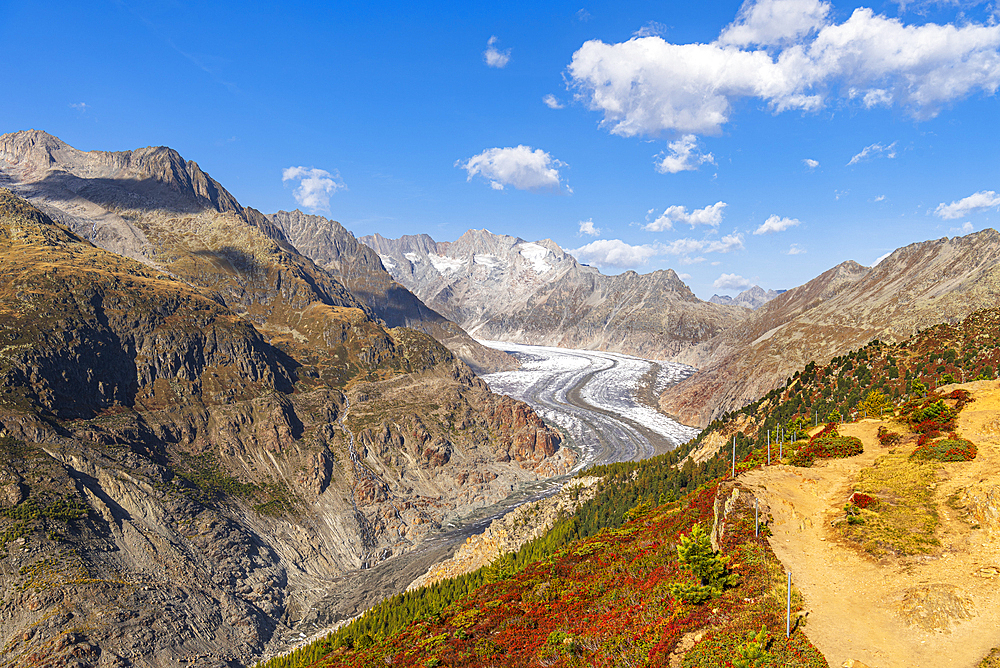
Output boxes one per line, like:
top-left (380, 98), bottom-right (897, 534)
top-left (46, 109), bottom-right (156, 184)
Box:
top-left (645, 201), bottom-right (727, 231)
top-left (935, 190), bottom-right (1000, 219)
top-left (872, 250), bottom-right (893, 265)
top-left (484, 36), bottom-right (511, 68)
top-left (569, 231), bottom-right (744, 268)
top-left (635, 21), bottom-right (670, 38)
top-left (70, 102), bottom-right (88, 112)
top-left (678, 272), bottom-right (692, 280)
top-left (719, 0), bottom-right (832, 46)
top-left (543, 94), bottom-right (565, 109)
top-left (874, 194), bottom-right (886, 201)
top-left (848, 141), bottom-right (897, 165)
top-left (663, 232), bottom-right (745, 255)
top-left (950, 221), bottom-right (975, 233)
top-left (576, 8), bottom-right (592, 22)
top-left (861, 88), bottom-right (893, 108)
top-left (787, 243), bottom-right (807, 254)
top-left (568, 4), bottom-right (1000, 137)
top-left (713, 273), bottom-right (753, 290)
top-left (282, 166), bottom-right (346, 212)
top-left (458, 145), bottom-right (567, 192)
top-left (655, 135), bottom-right (715, 174)
top-left (579, 219), bottom-right (601, 236)
top-left (568, 239), bottom-right (660, 268)
top-left (803, 158), bottom-right (819, 169)
top-left (754, 214), bottom-right (802, 234)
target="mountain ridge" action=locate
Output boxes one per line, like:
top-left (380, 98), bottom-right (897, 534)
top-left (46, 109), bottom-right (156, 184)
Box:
top-left (362, 229), bottom-right (747, 360)
top-left (662, 233), bottom-right (1000, 426)
top-left (0, 130), bottom-right (512, 374)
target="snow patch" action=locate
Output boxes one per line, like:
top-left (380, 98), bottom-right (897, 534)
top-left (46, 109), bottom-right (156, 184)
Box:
top-left (518, 242), bottom-right (552, 274)
top-left (378, 254), bottom-right (396, 271)
top-left (404, 252), bottom-right (422, 264)
top-left (474, 253), bottom-right (503, 268)
top-left (428, 253), bottom-right (466, 275)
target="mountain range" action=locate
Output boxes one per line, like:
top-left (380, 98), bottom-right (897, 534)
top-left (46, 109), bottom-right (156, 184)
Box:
top-left (361, 229), bottom-right (747, 360)
top-left (366, 227), bottom-right (1000, 427)
top-left (708, 285), bottom-right (785, 309)
top-left (661, 233), bottom-right (1000, 425)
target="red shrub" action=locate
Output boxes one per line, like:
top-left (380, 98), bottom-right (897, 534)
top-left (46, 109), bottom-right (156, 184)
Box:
top-left (848, 492), bottom-right (877, 509)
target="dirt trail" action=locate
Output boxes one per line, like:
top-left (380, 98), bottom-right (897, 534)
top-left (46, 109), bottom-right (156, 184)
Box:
top-left (741, 381), bottom-right (1000, 668)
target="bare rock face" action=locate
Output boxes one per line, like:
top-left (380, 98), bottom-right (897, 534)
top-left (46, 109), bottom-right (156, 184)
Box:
top-left (267, 210), bottom-right (516, 374)
top-left (361, 229), bottom-right (747, 360)
top-left (406, 476), bottom-right (601, 591)
top-left (0, 134), bottom-right (574, 668)
top-left (663, 232), bottom-right (1000, 426)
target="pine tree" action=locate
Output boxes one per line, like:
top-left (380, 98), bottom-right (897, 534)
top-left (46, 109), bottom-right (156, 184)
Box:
top-left (669, 524), bottom-right (739, 604)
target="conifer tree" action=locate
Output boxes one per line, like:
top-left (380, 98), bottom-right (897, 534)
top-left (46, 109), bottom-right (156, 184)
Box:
top-left (669, 524), bottom-right (739, 604)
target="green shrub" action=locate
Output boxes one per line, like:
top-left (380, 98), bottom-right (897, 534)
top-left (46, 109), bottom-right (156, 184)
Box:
top-left (910, 435), bottom-right (977, 462)
top-left (669, 524), bottom-right (739, 604)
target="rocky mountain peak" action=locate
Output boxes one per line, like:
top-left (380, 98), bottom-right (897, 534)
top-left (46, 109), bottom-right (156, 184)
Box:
top-left (0, 130), bottom-right (291, 251)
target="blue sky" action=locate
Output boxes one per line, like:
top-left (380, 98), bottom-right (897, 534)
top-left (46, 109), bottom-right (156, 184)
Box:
top-left (2, 0), bottom-right (999, 299)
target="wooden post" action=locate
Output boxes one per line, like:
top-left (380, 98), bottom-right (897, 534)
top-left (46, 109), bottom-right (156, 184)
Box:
top-left (767, 432), bottom-right (771, 465)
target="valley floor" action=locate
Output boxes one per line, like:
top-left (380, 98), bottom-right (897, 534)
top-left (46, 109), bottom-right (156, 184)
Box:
top-left (743, 380), bottom-right (1000, 668)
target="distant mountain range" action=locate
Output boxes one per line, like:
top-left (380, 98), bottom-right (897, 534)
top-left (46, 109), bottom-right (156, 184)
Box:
top-left (361, 229), bottom-right (747, 360)
top-left (709, 285), bottom-right (785, 309)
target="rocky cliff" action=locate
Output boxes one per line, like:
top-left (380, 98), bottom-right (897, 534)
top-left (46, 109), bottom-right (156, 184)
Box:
top-left (361, 229), bottom-right (746, 360)
top-left (0, 132), bottom-right (574, 667)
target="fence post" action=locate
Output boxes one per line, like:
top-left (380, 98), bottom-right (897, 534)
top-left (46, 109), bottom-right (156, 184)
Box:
top-left (786, 571), bottom-right (792, 638)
